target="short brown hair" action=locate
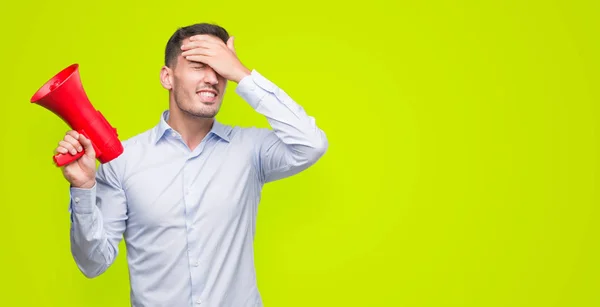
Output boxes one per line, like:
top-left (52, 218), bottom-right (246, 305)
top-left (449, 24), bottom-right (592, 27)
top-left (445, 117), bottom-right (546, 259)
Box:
top-left (164, 23), bottom-right (230, 67)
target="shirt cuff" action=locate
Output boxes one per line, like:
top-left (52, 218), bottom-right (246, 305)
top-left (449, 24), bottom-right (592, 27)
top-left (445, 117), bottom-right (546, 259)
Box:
top-left (235, 70), bottom-right (277, 109)
top-left (69, 183), bottom-right (97, 214)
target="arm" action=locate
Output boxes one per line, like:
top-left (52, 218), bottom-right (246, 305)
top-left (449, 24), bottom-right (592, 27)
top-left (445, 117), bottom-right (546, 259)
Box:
top-left (179, 35), bottom-right (328, 182)
top-left (235, 70), bottom-right (329, 183)
top-left (69, 161), bottom-right (127, 278)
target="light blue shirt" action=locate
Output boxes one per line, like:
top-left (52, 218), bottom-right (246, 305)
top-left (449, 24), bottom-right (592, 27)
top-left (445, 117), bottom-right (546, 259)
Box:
top-left (68, 70), bottom-right (328, 307)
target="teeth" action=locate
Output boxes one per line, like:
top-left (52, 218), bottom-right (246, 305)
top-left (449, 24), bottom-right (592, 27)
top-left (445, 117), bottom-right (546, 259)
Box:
top-left (199, 92), bottom-right (215, 98)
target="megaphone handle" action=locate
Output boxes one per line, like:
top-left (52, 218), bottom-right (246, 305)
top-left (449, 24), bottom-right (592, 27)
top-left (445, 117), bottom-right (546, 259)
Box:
top-left (52, 129), bottom-right (97, 167)
top-left (54, 150), bottom-right (86, 167)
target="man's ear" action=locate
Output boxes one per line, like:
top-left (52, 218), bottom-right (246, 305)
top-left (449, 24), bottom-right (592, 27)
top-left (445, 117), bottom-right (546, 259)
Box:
top-left (160, 66), bottom-right (173, 90)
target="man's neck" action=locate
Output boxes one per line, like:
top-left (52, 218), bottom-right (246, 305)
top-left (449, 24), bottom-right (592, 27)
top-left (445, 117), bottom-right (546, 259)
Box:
top-left (167, 109), bottom-right (214, 151)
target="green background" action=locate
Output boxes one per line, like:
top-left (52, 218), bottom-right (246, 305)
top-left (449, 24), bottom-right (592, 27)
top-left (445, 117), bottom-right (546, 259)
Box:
top-left (1, 0), bottom-right (598, 306)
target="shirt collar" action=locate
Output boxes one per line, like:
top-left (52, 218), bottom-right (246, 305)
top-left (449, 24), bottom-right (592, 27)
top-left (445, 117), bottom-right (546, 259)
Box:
top-left (153, 110), bottom-right (231, 144)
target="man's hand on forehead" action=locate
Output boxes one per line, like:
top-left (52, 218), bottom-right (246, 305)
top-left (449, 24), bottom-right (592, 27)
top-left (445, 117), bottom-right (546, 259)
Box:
top-left (180, 34), bottom-right (249, 83)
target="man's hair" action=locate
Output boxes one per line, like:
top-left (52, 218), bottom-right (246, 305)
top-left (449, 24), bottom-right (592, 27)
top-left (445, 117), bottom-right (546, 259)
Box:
top-left (164, 23), bottom-right (230, 68)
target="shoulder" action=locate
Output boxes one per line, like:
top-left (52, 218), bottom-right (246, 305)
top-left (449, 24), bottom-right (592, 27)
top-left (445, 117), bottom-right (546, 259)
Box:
top-left (96, 127), bottom-right (155, 180)
top-left (118, 127), bottom-right (157, 158)
top-left (121, 127), bottom-right (155, 149)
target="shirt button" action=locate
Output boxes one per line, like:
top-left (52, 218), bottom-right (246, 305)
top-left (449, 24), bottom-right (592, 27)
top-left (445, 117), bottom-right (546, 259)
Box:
top-left (194, 261), bottom-right (200, 267)
top-left (196, 299), bottom-right (202, 304)
top-left (74, 197), bottom-right (80, 203)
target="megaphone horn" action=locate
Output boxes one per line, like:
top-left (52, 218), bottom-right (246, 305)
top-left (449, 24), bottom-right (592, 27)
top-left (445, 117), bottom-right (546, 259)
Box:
top-left (30, 64), bottom-right (124, 167)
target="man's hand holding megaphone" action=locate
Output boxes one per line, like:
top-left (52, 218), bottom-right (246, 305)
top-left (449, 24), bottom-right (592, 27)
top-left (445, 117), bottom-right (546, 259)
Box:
top-left (54, 130), bottom-right (97, 189)
top-left (31, 63), bottom-right (125, 192)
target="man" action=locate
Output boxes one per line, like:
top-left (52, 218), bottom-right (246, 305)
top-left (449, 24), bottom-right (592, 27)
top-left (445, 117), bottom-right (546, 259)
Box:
top-left (56, 23), bottom-right (328, 307)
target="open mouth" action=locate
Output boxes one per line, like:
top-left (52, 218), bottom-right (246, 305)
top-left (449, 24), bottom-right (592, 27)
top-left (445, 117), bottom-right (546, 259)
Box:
top-left (197, 90), bottom-right (218, 103)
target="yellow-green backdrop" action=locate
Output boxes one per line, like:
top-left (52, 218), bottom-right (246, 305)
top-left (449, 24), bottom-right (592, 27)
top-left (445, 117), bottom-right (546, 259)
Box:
top-left (1, 0), bottom-right (598, 306)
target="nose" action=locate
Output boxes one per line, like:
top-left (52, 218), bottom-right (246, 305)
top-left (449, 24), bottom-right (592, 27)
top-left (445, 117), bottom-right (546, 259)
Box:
top-left (202, 66), bottom-right (219, 85)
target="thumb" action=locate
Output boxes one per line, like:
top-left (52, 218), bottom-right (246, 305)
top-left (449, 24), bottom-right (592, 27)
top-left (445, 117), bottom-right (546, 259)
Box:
top-left (227, 36), bottom-right (236, 54)
top-left (78, 134), bottom-right (96, 158)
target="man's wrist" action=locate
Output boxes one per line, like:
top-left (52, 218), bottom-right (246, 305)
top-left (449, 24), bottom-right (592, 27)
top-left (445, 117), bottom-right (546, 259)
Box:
top-left (71, 180), bottom-right (96, 190)
top-left (231, 66), bottom-right (252, 83)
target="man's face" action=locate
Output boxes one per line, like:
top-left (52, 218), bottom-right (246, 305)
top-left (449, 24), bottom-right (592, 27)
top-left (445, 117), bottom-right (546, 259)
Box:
top-left (167, 38), bottom-right (228, 118)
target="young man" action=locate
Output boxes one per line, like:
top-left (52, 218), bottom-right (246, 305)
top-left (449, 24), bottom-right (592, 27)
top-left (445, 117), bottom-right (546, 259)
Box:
top-left (56, 23), bottom-right (328, 307)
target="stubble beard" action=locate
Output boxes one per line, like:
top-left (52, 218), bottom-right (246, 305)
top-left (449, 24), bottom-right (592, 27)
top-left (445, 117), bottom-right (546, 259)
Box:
top-left (174, 88), bottom-right (221, 119)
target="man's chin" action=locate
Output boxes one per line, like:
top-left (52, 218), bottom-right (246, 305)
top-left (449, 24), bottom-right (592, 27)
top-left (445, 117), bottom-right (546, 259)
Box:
top-left (181, 107), bottom-right (218, 119)
top-left (200, 107), bottom-right (221, 118)
top-left (194, 111), bottom-right (218, 118)
top-left (176, 99), bottom-right (221, 118)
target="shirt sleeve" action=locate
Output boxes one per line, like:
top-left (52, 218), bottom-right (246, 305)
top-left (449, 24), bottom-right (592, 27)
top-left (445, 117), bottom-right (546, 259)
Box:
top-left (68, 161), bottom-right (128, 278)
top-left (235, 70), bottom-right (328, 183)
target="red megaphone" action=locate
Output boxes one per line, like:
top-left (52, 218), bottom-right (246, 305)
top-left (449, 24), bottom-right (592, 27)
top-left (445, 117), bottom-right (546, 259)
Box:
top-left (30, 64), bottom-right (124, 167)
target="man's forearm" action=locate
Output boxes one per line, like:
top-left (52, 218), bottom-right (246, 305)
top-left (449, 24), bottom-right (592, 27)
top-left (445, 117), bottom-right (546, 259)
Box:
top-left (69, 184), bottom-right (119, 278)
top-left (235, 70), bottom-right (328, 182)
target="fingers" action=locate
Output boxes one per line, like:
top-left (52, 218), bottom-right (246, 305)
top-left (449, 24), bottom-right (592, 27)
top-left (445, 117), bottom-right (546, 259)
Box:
top-left (55, 130), bottom-right (87, 156)
top-left (181, 35), bottom-right (238, 61)
top-left (57, 139), bottom-right (80, 155)
top-left (66, 130), bottom-right (79, 139)
top-left (181, 41), bottom-right (218, 58)
top-left (184, 55), bottom-right (209, 64)
top-left (188, 34), bottom-right (223, 44)
top-left (78, 133), bottom-right (96, 157)
top-left (55, 141), bottom-right (69, 154)
top-left (181, 41), bottom-right (213, 51)
top-left (181, 48), bottom-right (215, 58)
top-left (78, 133), bottom-right (92, 150)
top-left (181, 41), bottom-right (217, 64)
top-left (66, 131), bottom-right (83, 153)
